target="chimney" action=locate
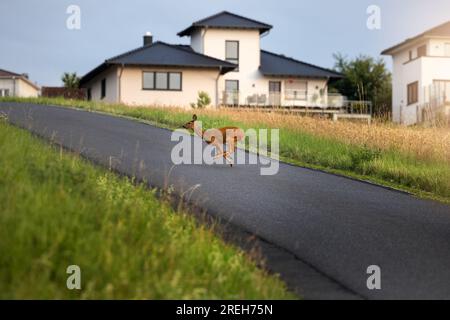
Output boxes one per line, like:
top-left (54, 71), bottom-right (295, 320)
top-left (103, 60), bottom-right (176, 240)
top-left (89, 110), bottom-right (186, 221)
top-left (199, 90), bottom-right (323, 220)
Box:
top-left (143, 32), bottom-right (153, 46)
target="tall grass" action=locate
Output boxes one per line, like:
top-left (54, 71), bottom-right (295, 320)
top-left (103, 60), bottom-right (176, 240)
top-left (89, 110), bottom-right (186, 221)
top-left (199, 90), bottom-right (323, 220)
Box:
top-left (0, 119), bottom-right (294, 299)
top-left (1, 97), bottom-right (449, 201)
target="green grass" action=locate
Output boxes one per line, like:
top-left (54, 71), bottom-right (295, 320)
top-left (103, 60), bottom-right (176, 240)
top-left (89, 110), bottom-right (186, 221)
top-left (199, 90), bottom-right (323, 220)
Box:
top-left (0, 119), bottom-right (294, 299)
top-left (1, 97), bottom-right (449, 203)
top-left (276, 129), bottom-right (450, 200)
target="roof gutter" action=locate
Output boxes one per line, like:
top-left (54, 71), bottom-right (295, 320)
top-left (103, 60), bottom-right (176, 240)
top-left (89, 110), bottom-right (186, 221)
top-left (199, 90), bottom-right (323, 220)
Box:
top-left (260, 29), bottom-right (270, 38)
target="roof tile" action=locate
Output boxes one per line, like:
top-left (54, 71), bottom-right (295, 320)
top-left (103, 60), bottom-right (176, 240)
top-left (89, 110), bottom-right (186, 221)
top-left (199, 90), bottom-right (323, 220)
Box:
top-left (260, 50), bottom-right (343, 79)
top-left (178, 11), bottom-right (272, 36)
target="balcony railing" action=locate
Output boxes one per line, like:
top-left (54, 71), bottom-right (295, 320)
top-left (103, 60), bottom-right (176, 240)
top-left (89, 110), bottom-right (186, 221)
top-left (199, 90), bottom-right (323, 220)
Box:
top-left (221, 90), bottom-right (372, 113)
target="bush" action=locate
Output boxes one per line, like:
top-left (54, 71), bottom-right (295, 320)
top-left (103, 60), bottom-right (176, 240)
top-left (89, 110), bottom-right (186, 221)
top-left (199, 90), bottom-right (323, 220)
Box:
top-left (195, 91), bottom-right (211, 109)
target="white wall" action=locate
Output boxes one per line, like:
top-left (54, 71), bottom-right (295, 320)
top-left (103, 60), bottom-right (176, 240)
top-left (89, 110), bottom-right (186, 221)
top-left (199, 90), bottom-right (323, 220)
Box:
top-left (392, 51), bottom-right (423, 124)
top-left (190, 29), bottom-right (203, 54)
top-left (84, 67), bottom-right (118, 103)
top-left (391, 37), bottom-right (450, 125)
top-left (120, 66), bottom-right (220, 108)
top-left (429, 39), bottom-right (450, 56)
top-left (17, 78), bottom-right (39, 97)
top-left (0, 78), bottom-right (15, 96)
top-left (192, 28), bottom-right (330, 107)
top-left (421, 56), bottom-right (450, 113)
top-left (0, 77), bottom-right (39, 97)
top-left (201, 29), bottom-right (262, 105)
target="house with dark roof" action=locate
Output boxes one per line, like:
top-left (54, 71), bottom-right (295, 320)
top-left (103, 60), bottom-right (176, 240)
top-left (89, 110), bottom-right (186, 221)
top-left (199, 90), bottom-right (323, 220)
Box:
top-left (382, 21), bottom-right (450, 125)
top-left (0, 68), bottom-right (40, 98)
top-left (80, 11), bottom-right (342, 108)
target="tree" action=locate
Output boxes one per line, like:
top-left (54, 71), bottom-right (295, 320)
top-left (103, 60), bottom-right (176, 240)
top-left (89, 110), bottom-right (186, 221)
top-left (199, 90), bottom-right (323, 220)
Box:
top-left (330, 53), bottom-right (392, 116)
top-left (61, 72), bottom-right (81, 89)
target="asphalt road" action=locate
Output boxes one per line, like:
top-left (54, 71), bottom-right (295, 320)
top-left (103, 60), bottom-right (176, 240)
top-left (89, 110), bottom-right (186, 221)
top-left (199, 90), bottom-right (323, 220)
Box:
top-left (1, 102), bottom-right (450, 300)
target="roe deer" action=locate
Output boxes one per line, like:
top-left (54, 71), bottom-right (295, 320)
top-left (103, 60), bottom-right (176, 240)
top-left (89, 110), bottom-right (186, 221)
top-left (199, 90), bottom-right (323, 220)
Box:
top-left (182, 114), bottom-right (245, 167)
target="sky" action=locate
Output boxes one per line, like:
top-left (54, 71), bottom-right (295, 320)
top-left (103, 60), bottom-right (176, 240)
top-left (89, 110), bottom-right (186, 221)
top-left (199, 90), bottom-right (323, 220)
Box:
top-left (1, 0), bottom-right (449, 86)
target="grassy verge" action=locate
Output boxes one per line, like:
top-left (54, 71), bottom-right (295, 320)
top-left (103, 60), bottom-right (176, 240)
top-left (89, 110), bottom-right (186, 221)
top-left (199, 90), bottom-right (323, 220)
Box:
top-left (1, 97), bottom-right (449, 203)
top-left (0, 119), bottom-right (294, 299)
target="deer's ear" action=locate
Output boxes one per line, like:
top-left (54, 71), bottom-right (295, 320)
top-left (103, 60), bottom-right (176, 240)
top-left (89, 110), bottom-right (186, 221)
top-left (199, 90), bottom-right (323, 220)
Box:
top-left (192, 114), bottom-right (197, 121)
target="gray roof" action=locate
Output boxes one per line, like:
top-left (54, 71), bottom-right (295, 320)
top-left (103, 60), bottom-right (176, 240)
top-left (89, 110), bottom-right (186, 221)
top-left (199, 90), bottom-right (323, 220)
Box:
top-left (260, 50), bottom-right (343, 79)
top-left (0, 68), bottom-right (22, 77)
top-left (0, 68), bottom-right (40, 89)
top-left (80, 42), bottom-right (236, 85)
top-left (382, 20), bottom-right (450, 55)
top-left (178, 11), bottom-right (272, 37)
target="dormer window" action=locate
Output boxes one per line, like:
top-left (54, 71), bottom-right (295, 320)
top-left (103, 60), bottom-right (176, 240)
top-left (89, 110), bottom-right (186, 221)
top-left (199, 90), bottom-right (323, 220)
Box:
top-left (417, 45), bottom-right (427, 58)
top-left (225, 41), bottom-right (239, 71)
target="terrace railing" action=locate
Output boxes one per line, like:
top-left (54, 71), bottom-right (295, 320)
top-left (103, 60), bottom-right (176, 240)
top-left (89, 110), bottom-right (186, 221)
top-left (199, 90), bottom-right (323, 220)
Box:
top-left (221, 90), bottom-right (372, 114)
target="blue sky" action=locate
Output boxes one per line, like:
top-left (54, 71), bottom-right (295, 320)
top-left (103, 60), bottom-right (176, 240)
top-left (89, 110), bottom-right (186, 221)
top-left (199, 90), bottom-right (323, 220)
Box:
top-left (1, 0), bottom-right (449, 86)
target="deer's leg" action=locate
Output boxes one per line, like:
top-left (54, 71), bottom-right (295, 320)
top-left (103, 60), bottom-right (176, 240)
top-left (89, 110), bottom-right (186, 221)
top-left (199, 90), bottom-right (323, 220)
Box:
top-left (228, 141), bottom-right (234, 167)
top-left (223, 140), bottom-right (235, 167)
top-left (226, 139), bottom-right (235, 158)
top-left (213, 143), bottom-right (233, 165)
top-left (213, 142), bottom-right (225, 160)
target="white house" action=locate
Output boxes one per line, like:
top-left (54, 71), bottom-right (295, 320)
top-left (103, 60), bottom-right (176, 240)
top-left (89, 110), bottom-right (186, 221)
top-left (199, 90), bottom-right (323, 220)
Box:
top-left (80, 11), bottom-right (342, 108)
top-left (0, 68), bottom-right (40, 98)
top-left (382, 21), bottom-right (450, 125)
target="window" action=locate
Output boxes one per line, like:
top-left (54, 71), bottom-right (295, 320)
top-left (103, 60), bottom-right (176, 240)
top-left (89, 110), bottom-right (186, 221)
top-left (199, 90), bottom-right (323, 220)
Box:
top-left (142, 71), bottom-right (182, 91)
top-left (0, 89), bottom-right (10, 97)
top-left (445, 43), bottom-right (450, 57)
top-left (225, 80), bottom-right (239, 92)
top-left (417, 45), bottom-right (427, 58)
top-left (169, 73), bottom-right (181, 90)
top-left (225, 41), bottom-right (239, 71)
top-left (155, 72), bottom-right (168, 90)
top-left (101, 79), bottom-right (106, 99)
top-left (433, 80), bottom-right (450, 103)
top-left (407, 81), bottom-right (418, 105)
top-left (285, 80), bottom-right (307, 100)
top-left (143, 72), bottom-right (154, 89)
top-left (408, 50), bottom-right (413, 61)
top-left (269, 81), bottom-right (281, 106)
top-left (87, 88), bottom-right (91, 101)
top-left (225, 80), bottom-right (239, 105)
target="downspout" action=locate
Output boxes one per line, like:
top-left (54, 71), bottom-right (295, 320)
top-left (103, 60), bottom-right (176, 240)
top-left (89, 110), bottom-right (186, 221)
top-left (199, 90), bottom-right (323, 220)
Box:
top-left (118, 64), bottom-right (124, 103)
top-left (201, 27), bottom-right (208, 53)
top-left (215, 66), bottom-right (222, 108)
top-left (12, 76), bottom-right (16, 96)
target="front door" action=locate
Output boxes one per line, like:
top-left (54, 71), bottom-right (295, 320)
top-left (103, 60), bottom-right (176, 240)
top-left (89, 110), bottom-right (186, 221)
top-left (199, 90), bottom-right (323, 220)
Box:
top-left (269, 81), bottom-right (281, 106)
